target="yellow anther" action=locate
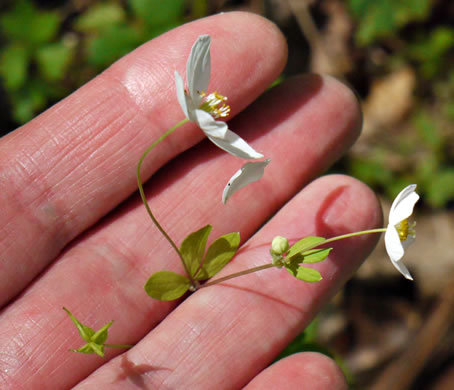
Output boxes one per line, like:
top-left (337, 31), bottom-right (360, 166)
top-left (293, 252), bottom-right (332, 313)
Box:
top-left (397, 219), bottom-right (416, 242)
top-left (199, 91), bottom-right (231, 118)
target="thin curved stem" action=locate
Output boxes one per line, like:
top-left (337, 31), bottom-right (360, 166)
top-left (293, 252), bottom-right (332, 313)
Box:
top-left (300, 228), bottom-right (387, 253)
top-left (136, 118), bottom-right (194, 282)
top-left (199, 263), bottom-right (276, 288)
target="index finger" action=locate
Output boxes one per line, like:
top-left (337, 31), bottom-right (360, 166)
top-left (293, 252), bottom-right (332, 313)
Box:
top-left (0, 12), bottom-right (287, 306)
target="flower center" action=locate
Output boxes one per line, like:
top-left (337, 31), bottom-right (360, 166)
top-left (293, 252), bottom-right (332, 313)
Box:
top-left (396, 219), bottom-right (416, 241)
top-left (199, 91), bottom-right (231, 118)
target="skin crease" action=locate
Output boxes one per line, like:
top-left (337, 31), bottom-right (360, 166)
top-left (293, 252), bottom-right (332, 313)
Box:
top-left (0, 12), bottom-right (382, 390)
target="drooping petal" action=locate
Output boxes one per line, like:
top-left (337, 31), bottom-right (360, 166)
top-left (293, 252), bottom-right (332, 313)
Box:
top-left (389, 184), bottom-right (419, 225)
top-left (389, 254), bottom-right (414, 280)
top-left (384, 224), bottom-right (405, 262)
top-left (187, 35), bottom-right (211, 107)
top-left (222, 159), bottom-right (271, 204)
top-left (194, 110), bottom-right (264, 160)
top-left (194, 109), bottom-right (227, 137)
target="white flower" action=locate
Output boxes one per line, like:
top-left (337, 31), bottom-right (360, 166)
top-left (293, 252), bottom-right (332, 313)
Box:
top-left (222, 159), bottom-right (270, 204)
top-left (384, 184), bottom-right (419, 280)
top-left (175, 35), bottom-right (263, 160)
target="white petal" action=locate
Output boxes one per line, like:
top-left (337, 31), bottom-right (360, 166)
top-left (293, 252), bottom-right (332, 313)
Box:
top-left (175, 71), bottom-right (190, 118)
top-left (187, 35), bottom-right (211, 107)
top-left (389, 255), bottom-right (414, 280)
top-left (194, 110), bottom-right (264, 160)
top-left (389, 184), bottom-right (419, 225)
top-left (384, 225), bottom-right (405, 262)
top-left (401, 235), bottom-right (415, 250)
top-left (222, 159), bottom-right (271, 204)
top-left (175, 71), bottom-right (198, 122)
top-left (194, 109), bottom-right (227, 137)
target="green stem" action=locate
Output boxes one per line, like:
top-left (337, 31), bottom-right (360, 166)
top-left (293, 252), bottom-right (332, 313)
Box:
top-left (198, 229), bottom-right (386, 289)
top-left (199, 263), bottom-right (276, 288)
top-left (303, 228), bottom-right (387, 252)
top-left (136, 118), bottom-right (194, 282)
top-left (105, 344), bottom-right (134, 349)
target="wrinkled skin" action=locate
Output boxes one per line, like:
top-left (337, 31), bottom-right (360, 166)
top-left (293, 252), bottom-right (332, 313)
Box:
top-left (0, 12), bottom-right (381, 390)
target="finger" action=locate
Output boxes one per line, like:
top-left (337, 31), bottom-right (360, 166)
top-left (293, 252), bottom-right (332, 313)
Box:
top-left (75, 175), bottom-right (381, 390)
top-left (244, 352), bottom-right (348, 390)
top-left (0, 75), bottom-right (363, 389)
top-left (0, 12), bottom-right (287, 306)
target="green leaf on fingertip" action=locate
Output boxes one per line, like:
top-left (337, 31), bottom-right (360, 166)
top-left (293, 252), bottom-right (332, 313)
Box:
top-left (287, 236), bottom-right (325, 258)
top-left (302, 248), bottom-right (332, 263)
top-left (63, 307), bottom-right (113, 357)
top-left (296, 266), bottom-right (323, 282)
top-left (285, 263), bottom-right (323, 283)
top-left (196, 232), bottom-right (240, 280)
top-left (144, 271), bottom-right (190, 301)
top-left (180, 224), bottom-right (212, 278)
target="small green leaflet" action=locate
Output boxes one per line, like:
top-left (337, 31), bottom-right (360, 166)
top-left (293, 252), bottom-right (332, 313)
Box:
top-left (301, 248), bottom-right (332, 263)
top-left (287, 236), bottom-right (325, 259)
top-left (285, 264), bottom-right (323, 283)
top-left (144, 271), bottom-right (190, 301)
top-left (179, 224), bottom-right (240, 281)
top-left (63, 307), bottom-right (112, 357)
top-left (180, 224), bottom-right (212, 278)
top-left (195, 232), bottom-right (240, 281)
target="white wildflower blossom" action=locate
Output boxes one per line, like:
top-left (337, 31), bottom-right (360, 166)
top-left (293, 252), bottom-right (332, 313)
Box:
top-left (384, 184), bottom-right (419, 280)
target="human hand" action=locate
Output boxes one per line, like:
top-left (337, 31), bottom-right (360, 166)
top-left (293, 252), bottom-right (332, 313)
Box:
top-left (0, 12), bottom-right (381, 390)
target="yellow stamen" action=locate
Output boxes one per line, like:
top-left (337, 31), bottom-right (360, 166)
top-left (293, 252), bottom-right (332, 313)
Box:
top-left (199, 91), bottom-right (231, 119)
top-left (396, 219), bottom-right (416, 241)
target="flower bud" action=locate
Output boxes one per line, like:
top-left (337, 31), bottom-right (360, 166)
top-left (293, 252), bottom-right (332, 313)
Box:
top-left (271, 236), bottom-right (289, 255)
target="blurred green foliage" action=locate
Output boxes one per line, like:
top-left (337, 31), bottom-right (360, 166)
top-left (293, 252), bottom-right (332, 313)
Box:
top-left (0, 0), bottom-right (201, 125)
top-left (346, 0), bottom-right (454, 208)
top-left (349, 0), bottom-right (432, 46)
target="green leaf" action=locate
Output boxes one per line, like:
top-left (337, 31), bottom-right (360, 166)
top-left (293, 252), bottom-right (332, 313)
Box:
top-left (0, 44), bottom-right (29, 90)
top-left (87, 24), bottom-right (141, 68)
top-left (295, 266), bottom-right (323, 283)
top-left (196, 232), bottom-right (240, 280)
top-left (349, 0), bottom-right (432, 45)
top-left (0, 0), bottom-right (60, 46)
top-left (72, 343), bottom-right (96, 354)
top-left (63, 307), bottom-right (113, 357)
top-left (129, 0), bottom-right (185, 27)
top-left (302, 248), bottom-right (332, 264)
top-left (284, 257), bottom-right (300, 277)
top-left (287, 236), bottom-right (325, 259)
top-left (74, 3), bottom-right (126, 32)
top-left (88, 342), bottom-right (106, 357)
top-left (92, 320), bottom-right (114, 346)
top-left (63, 307), bottom-right (94, 342)
top-left (144, 271), bottom-right (190, 301)
top-left (36, 42), bottom-right (74, 81)
top-left (180, 225), bottom-right (212, 278)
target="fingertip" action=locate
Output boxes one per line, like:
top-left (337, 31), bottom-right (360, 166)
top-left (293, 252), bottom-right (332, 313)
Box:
top-left (317, 75), bottom-right (363, 151)
top-left (245, 352), bottom-right (348, 390)
top-left (313, 174), bottom-right (383, 237)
